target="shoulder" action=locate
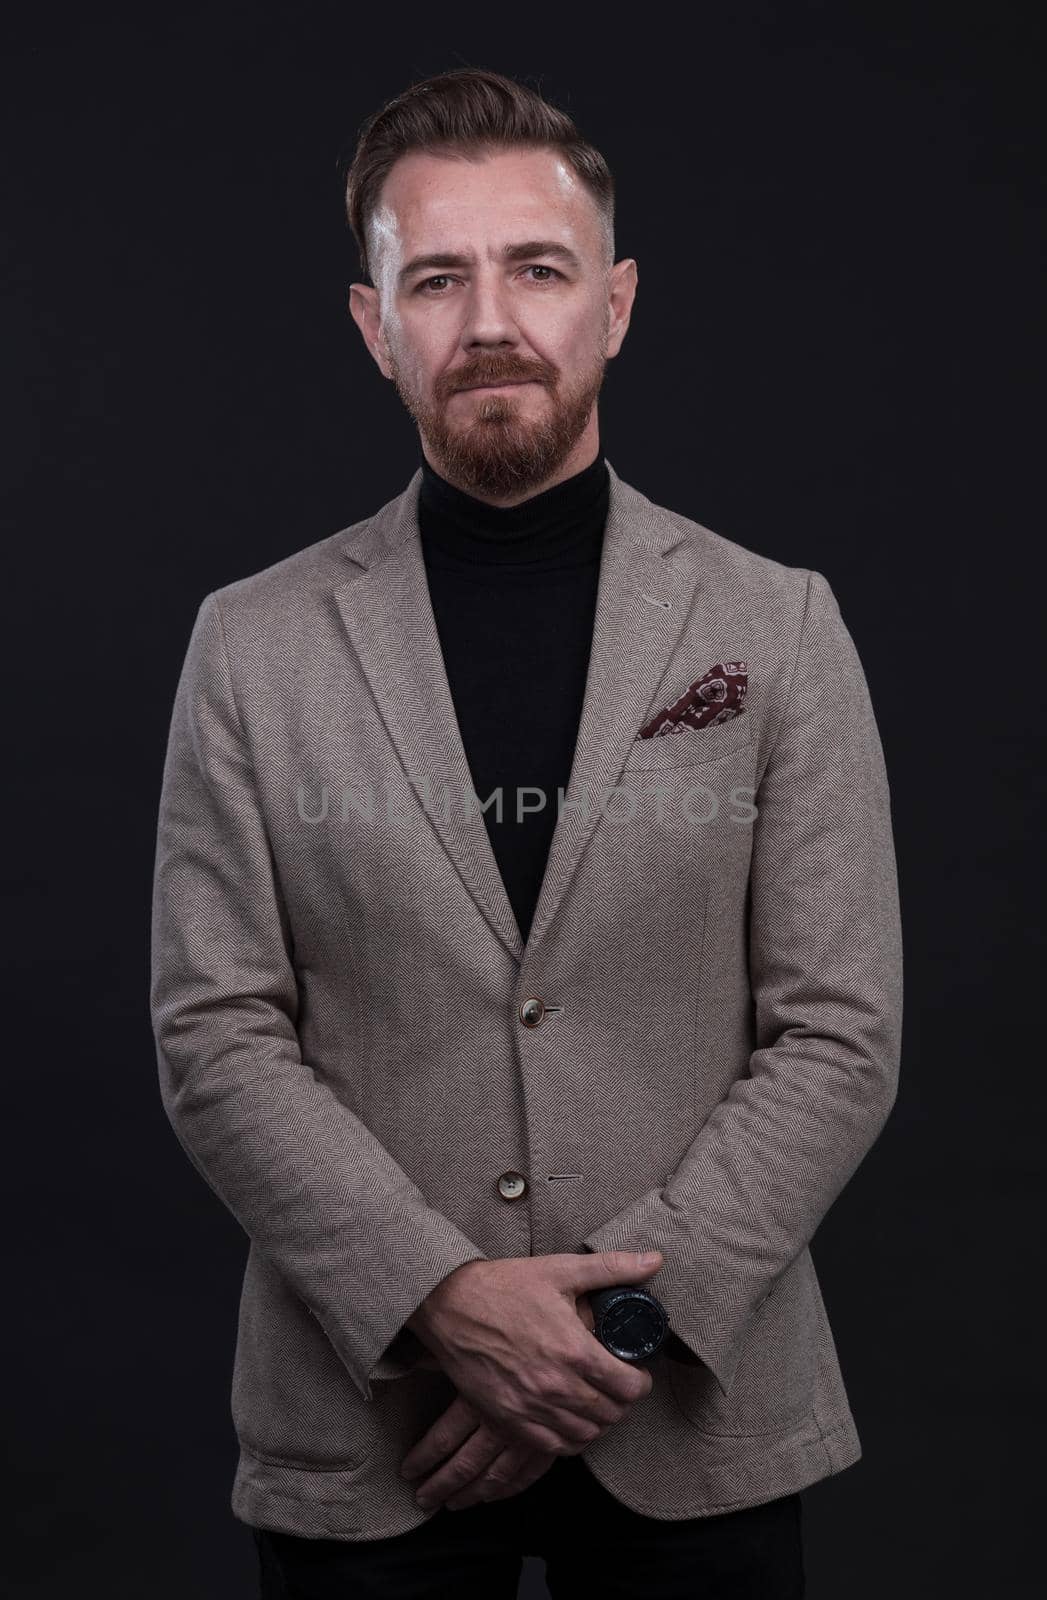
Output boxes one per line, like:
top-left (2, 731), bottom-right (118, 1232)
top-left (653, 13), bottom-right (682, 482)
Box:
top-left (623, 472), bottom-right (819, 628)
top-left (198, 473), bottom-right (416, 643)
top-left (203, 520), bottom-right (365, 630)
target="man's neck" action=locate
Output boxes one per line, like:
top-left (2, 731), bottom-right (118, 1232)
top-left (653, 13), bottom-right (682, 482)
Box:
top-left (419, 443), bottom-right (602, 510)
top-left (417, 448), bottom-right (609, 569)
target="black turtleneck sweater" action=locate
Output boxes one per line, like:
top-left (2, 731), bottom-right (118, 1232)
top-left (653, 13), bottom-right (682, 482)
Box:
top-left (417, 449), bottom-right (610, 947)
top-left (418, 449), bottom-right (704, 1372)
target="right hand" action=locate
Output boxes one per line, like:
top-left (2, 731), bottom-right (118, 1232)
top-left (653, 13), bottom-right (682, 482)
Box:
top-left (406, 1249), bottom-right (664, 1456)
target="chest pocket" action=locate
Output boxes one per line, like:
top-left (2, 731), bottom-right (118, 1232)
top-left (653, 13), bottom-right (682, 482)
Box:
top-left (621, 713), bottom-right (754, 773)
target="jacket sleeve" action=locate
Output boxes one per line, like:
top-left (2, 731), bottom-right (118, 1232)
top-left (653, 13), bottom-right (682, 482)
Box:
top-left (150, 591), bottom-right (486, 1402)
top-left (582, 569), bottom-right (903, 1398)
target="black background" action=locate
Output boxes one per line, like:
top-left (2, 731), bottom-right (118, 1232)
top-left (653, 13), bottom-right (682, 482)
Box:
top-left (4, 3), bottom-right (1043, 1595)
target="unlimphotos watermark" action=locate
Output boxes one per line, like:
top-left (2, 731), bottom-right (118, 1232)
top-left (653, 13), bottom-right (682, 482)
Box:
top-left (294, 777), bottom-right (758, 828)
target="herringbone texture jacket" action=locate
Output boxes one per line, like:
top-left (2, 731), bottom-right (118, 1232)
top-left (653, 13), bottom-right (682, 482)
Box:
top-left (150, 460), bottom-right (902, 1538)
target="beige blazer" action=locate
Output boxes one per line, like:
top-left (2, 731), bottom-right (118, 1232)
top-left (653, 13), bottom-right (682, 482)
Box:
top-left (150, 460), bottom-right (903, 1538)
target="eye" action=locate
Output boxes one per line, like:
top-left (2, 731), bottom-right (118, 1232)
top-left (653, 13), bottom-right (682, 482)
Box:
top-left (414, 265), bottom-right (563, 295)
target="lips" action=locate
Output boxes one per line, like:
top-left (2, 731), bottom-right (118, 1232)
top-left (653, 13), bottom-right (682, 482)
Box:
top-left (459, 379), bottom-right (537, 392)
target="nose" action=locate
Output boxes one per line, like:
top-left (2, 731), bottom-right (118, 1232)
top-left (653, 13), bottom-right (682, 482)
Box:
top-left (459, 267), bottom-right (520, 352)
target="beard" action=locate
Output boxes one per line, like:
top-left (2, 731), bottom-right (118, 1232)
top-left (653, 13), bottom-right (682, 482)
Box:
top-left (387, 343), bottom-right (608, 501)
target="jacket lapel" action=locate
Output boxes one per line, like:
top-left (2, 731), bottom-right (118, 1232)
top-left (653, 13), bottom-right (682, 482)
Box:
top-left (332, 459), bottom-right (701, 967)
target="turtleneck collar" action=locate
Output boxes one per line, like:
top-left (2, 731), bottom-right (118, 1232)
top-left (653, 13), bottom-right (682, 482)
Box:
top-left (417, 450), bottom-right (609, 570)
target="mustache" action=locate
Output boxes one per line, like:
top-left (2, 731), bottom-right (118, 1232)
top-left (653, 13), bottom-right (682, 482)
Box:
top-left (440, 364), bottom-right (555, 395)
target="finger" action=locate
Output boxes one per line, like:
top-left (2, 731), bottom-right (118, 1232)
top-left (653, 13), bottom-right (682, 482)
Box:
top-left (572, 1337), bottom-right (656, 1406)
top-left (550, 1290), bottom-right (657, 1409)
top-left (530, 1393), bottom-right (616, 1450)
top-left (445, 1446), bottom-right (554, 1510)
top-left (555, 1247), bottom-right (664, 1295)
top-left (522, 1355), bottom-right (638, 1438)
top-left (471, 1386), bottom-right (602, 1456)
top-left (490, 1449), bottom-right (557, 1500)
top-left (576, 1293), bottom-right (597, 1335)
top-left (400, 1395), bottom-right (479, 1482)
top-left (411, 1423), bottom-right (506, 1509)
top-left (483, 1402), bottom-right (606, 1460)
top-left (495, 1414), bottom-right (576, 1456)
top-left (489, 1376), bottom-right (622, 1455)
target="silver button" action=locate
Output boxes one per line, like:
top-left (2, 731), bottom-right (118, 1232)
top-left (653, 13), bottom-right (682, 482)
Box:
top-left (519, 997), bottom-right (545, 1027)
top-left (497, 1171), bottom-right (528, 1201)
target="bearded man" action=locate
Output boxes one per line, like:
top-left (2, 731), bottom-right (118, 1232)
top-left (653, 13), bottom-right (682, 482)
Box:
top-left (151, 64), bottom-right (902, 1600)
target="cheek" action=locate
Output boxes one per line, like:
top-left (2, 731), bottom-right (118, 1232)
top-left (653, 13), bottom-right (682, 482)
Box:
top-left (388, 311), bottom-right (449, 381)
top-left (516, 294), bottom-right (586, 352)
top-left (548, 310), bottom-right (608, 378)
top-left (393, 342), bottom-right (441, 398)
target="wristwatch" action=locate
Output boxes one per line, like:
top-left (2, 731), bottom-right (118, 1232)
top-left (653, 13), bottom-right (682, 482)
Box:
top-left (587, 1283), bottom-right (669, 1362)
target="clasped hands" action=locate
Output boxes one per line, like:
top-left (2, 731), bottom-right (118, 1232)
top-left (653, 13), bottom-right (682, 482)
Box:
top-left (396, 1247), bottom-right (664, 1512)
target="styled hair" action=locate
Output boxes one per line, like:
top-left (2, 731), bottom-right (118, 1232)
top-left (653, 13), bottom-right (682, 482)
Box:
top-left (340, 66), bottom-right (615, 287)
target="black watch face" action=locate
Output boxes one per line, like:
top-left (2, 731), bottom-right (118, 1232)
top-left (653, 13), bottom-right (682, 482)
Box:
top-left (600, 1298), bottom-right (665, 1360)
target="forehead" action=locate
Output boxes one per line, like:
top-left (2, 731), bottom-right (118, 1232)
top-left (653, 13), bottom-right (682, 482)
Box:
top-left (371, 146), bottom-right (601, 260)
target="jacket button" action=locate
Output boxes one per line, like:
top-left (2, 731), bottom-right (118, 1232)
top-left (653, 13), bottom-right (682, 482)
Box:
top-left (497, 1171), bottom-right (528, 1200)
top-left (519, 997), bottom-right (545, 1027)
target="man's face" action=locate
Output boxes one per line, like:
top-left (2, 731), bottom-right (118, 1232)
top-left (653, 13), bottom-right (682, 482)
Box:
top-left (349, 146), bottom-right (636, 501)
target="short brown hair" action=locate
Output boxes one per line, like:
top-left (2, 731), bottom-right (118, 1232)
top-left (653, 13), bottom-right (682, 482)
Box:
top-left (340, 66), bottom-right (615, 287)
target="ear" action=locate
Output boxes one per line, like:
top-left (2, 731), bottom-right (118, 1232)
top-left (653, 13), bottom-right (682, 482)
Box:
top-left (606, 258), bottom-right (638, 360)
top-left (348, 283), bottom-right (393, 379)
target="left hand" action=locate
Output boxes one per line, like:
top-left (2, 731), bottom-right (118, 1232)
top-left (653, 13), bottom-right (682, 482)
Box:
top-left (399, 1393), bottom-right (557, 1510)
top-left (399, 1289), bottom-right (600, 1510)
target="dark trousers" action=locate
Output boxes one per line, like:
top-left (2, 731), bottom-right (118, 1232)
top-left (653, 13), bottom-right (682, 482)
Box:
top-left (251, 1453), bottom-right (805, 1598)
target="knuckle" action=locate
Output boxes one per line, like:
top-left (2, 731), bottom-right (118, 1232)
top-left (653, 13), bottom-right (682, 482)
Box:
top-left (519, 1365), bottom-right (556, 1405)
top-left (493, 1392), bottom-right (529, 1428)
top-left (504, 1417), bottom-right (548, 1452)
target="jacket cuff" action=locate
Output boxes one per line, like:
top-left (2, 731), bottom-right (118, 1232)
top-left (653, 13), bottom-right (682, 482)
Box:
top-left (582, 1189), bottom-right (747, 1399)
top-left (315, 1220), bottom-right (486, 1403)
top-left (368, 1325), bottom-right (429, 1381)
top-left (660, 1331), bottom-right (705, 1368)
top-left (578, 1240), bottom-right (700, 1369)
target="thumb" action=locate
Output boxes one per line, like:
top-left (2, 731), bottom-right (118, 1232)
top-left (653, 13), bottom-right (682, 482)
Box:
top-left (568, 1247), bottom-right (664, 1291)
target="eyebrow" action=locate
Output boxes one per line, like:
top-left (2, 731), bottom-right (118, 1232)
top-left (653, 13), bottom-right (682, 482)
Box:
top-left (397, 240), bottom-right (582, 288)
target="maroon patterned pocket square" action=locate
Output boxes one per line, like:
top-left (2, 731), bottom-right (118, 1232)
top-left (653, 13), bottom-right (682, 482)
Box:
top-left (636, 661), bottom-right (748, 740)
